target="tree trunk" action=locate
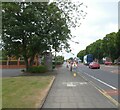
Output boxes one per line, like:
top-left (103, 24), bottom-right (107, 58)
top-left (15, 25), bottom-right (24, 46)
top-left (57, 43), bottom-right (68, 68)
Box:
top-left (30, 56), bottom-right (34, 67)
top-left (24, 56), bottom-right (29, 71)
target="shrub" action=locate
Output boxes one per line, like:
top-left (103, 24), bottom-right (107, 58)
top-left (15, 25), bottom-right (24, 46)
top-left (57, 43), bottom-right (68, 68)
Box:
top-left (20, 60), bottom-right (25, 65)
top-left (28, 65), bottom-right (47, 73)
top-left (9, 61), bottom-right (17, 65)
top-left (0, 60), bottom-right (7, 65)
top-left (56, 61), bottom-right (63, 65)
top-left (52, 65), bottom-right (55, 69)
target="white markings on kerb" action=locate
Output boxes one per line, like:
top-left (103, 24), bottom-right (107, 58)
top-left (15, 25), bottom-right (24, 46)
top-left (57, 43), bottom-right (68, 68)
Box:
top-left (84, 72), bottom-right (117, 90)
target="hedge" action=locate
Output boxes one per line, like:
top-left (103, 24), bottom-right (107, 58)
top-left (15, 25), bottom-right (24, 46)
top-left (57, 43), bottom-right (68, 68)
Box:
top-left (28, 65), bottom-right (47, 73)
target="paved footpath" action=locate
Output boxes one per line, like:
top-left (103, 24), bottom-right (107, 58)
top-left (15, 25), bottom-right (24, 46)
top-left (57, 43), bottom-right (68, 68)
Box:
top-left (42, 65), bottom-right (117, 108)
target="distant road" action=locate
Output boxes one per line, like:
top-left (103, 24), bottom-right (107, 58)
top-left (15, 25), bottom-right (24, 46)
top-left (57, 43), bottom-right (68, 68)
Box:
top-left (2, 68), bottom-right (25, 77)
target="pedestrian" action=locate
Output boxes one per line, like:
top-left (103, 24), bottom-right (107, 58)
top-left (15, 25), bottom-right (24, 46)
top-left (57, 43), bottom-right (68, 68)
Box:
top-left (70, 61), bottom-right (73, 71)
top-left (72, 61), bottom-right (78, 73)
top-left (66, 61), bottom-right (69, 68)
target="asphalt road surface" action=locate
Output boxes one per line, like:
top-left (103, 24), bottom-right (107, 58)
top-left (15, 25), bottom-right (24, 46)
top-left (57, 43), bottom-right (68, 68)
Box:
top-left (77, 63), bottom-right (119, 104)
top-left (2, 68), bottom-right (25, 77)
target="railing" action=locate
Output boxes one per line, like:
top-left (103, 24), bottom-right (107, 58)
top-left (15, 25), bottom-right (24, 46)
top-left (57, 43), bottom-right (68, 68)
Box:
top-left (0, 60), bottom-right (38, 69)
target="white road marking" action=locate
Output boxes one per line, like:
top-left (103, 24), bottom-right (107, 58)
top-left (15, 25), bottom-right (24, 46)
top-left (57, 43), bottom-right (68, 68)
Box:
top-left (62, 82), bottom-right (87, 87)
top-left (83, 72), bottom-right (117, 90)
top-left (67, 84), bottom-right (76, 87)
top-left (67, 82), bottom-right (76, 87)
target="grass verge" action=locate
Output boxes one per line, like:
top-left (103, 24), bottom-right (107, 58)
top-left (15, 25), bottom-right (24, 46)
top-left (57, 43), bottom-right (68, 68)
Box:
top-left (2, 76), bottom-right (54, 108)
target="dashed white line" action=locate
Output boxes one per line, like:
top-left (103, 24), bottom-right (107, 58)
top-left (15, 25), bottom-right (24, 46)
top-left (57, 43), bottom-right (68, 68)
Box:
top-left (83, 72), bottom-right (117, 90)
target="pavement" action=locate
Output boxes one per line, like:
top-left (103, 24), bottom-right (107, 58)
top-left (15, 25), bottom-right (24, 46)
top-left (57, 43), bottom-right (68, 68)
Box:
top-left (41, 65), bottom-right (118, 109)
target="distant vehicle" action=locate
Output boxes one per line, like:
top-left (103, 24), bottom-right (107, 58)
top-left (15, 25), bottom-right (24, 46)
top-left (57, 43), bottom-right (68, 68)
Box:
top-left (83, 54), bottom-right (93, 65)
top-left (89, 62), bottom-right (100, 69)
top-left (104, 61), bottom-right (112, 65)
top-left (118, 62), bottom-right (120, 65)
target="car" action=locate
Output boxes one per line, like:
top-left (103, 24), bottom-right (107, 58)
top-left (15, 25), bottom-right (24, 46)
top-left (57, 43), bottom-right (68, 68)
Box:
top-left (104, 61), bottom-right (112, 65)
top-left (89, 62), bottom-right (100, 69)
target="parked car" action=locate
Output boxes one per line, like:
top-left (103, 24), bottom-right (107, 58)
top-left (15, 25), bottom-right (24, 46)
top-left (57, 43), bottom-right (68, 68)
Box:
top-left (104, 61), bottom-right (112, 65)
top-left (89, 62), bottom-right (100, 69)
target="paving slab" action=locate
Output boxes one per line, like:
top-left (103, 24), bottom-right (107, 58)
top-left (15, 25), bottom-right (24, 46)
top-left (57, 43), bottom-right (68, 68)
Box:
top-left (42, 65), bottom-right (117, 109)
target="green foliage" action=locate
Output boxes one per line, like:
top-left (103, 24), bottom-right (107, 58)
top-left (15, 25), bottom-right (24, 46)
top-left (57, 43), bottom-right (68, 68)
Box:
top-left (55, 55), bottom-right (64, 64)
top-left (28, 65), bottom-right (47, 73)
top-left (56, 61), bottom-right (63, 65)
top-left (77, 31), bottom-right (120, 62)
top-left (56, 0), bottom-right (87, 28)
top-left (0, 60), bottom-right (7, 65)
top-left (2, 2), bottom-right (71, 70)
top-left (77, 50), bottom-right (85, 62)
top-left (102, 32), bottom-right (118, 61)
top-left (52, 64), bottom-right (55, 69)
top-left (0, 49), bottom-right (7, 60)
top-left (69, 57), bottom-right (73, 60)
top-left (85, 39), bottom-right (104, 61)
top-left (2, 2), bottom-right (87, 70)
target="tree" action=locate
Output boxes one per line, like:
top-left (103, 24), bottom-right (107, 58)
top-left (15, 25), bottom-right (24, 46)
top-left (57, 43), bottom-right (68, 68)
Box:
top-left (87, 39), bottom-right (104, 61)
top-left (69, 57), bottom-right (74, 61)
top-left (2, 1), bottom-right (87, 70)
top-left (55, 55), bottom-right (64, 63)
top-left (2, 2), bottom-right (71, 70)
top-left (3, 3), bottom-right (44, 69)
top-left (56, 0), bottom-right (87, 28)
top-left (77, 50), bottom-right (86, 62)
top-left (0, 49), bottom-right (8, 60)
top-left (102, 32), bottom-right (117, 62)
top-left (77, 31), bottom-right (119, 63)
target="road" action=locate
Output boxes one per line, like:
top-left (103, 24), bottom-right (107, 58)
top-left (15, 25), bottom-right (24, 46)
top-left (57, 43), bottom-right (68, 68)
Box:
top-left (1, 68), bottom-right (25, 77)
top-left (77, 63), bottom-right (119, 104)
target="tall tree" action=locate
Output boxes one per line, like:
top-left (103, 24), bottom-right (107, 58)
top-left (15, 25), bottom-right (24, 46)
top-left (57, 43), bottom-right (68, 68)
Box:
top-left (2, 2), bottom-right (71, 70)
top-left (77, 50), bottom-right (86, 62)
top-left (102, 32), bottom-right (117, 61)
top-left (77, 31), bottom-right (119, 63)
top-left (2, 1), bottom-right (86, 70)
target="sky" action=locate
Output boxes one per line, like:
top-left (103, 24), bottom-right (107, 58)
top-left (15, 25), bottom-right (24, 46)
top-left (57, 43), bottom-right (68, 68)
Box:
top-left (57, 0), bottom-right (119, 60)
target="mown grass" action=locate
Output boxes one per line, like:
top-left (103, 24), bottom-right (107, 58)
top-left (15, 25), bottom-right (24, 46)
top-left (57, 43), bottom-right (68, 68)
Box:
top-left (2, 76), bottom-right (53, 108)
